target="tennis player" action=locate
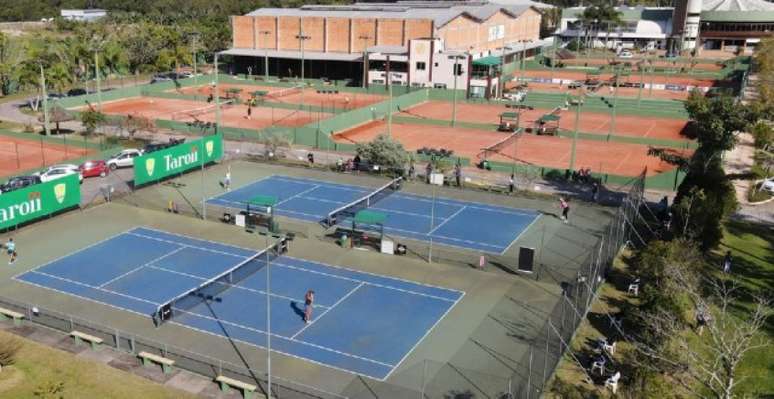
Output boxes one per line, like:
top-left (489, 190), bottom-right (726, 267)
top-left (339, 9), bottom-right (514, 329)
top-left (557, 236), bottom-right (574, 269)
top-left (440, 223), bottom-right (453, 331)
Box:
top-left (304, 290), bottom-right (315, 323)
top-left (5, 238), bottom-right (16, 265)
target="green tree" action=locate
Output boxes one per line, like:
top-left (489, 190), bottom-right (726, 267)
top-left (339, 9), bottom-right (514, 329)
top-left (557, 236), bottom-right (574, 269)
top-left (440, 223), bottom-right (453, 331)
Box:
top-left (80, 108), bottom-right (106, 136)
top-left (0, 31), bottom-right (22, 96)
top-left (578, 0), bottom-right (623, 52)
top-left (355, 134), bottom-right (410, 174)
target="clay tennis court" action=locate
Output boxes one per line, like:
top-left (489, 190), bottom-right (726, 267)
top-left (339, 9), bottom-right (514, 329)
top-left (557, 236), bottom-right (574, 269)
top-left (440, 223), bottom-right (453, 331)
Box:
top-left (398, 101), bottom-right (692, 141)
top-left (172, 83), bottom-right (386, 110)
top-left (334, 121), bottom-right (688, 177)
top-left (507, 80), bottom-right (694, 100)
top-left (520, 69), bottom-right (723, 88)
top-left (0, 135), bottom-right (91, 178)
top-left (94, 97), bottom-right (330, 130)
top-left (557, 57), bottom-right (724, 71)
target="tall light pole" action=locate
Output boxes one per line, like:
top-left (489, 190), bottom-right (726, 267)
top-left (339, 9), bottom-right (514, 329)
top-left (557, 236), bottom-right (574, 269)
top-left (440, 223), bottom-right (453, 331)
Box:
top-left (189, 33), bottom-right (200, 88)
top-left (451, 54), bottom-right (464, 127)
top-left (359, 35), bottom-right (371, 88)
top-left (609, 64), bottom-right (619, 141)
top-left (94, 51), bottom-right (102, 112)
top-left (570, 89), bottom-right (584, 172)
top-left (519, 39), bottom-right (532, 87)
top-left (259, 30), bottom-right (271, 80)
top-left (295, 32), bottom-right (310, 84)
top-left (39, 65), bottom-right (51, 136)
top-left (214, 53), bottom-right (221, 135)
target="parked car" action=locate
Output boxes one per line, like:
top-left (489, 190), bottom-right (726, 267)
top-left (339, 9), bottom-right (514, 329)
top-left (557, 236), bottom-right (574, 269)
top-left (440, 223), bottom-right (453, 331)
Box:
top-left (0, 175), bottom-right (41, 193)
top-left (67, 88), bottom-right (89, 97)
top-left (503, 90), bottom-right (526, 102)
top-left (106, 149), bottom-right (143, 170)
top-left (143, 138), bottom-right (185, 154)
top-left (762, 177), bottom-right (774, 193)
top-left (618, 50), bottom-right (633, 59)
top-left (150, 72), bottom-right (191, 84)
top-left (35, 166), bottom-right (83, 184)
top-left (79, 160), bottom-right (110, 178)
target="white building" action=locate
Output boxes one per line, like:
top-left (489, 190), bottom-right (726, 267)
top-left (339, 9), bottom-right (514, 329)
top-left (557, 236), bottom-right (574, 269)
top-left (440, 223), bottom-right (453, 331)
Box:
top-left (557, 6), bottom-right (674, 51)
top-left (60, 9), bottom-right (107, 22)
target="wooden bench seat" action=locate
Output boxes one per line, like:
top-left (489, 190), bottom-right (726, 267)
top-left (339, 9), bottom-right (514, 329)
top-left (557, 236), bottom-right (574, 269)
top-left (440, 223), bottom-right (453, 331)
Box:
top-left (215, 375), bottom-right (258, 398)
top-left (0, 307), bottom-right (25, 326)
top-left (138, 351), bottom-right (175, 374)
top-left (70, 330), bottom-right (103, 350)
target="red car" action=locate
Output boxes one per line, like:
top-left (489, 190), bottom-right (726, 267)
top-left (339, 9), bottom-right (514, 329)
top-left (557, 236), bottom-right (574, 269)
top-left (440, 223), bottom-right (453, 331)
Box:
top-left (79, 160), bottom-right (110, 178)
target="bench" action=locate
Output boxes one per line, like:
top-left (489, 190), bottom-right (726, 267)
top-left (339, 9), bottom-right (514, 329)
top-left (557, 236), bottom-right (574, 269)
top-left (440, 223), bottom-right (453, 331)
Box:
top-left (486, 184), bottom-right (511, 194)
top-left (138, 351), bottom-right (175, 374)
top-left (70, 330), bottom-right (103, 350)
top-left (0, 307), bottom-right (25, 326)
top-left (215, 375), bottom-right (258, 399)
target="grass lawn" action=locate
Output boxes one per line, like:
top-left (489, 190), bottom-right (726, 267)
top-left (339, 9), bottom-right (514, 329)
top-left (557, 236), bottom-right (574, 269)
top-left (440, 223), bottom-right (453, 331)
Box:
top-left (718, 220), bottom-right (774, 397)
top-left (546, 219), bottom-right (773, 397)
top-left (0, 330), bottom-right (197, 399)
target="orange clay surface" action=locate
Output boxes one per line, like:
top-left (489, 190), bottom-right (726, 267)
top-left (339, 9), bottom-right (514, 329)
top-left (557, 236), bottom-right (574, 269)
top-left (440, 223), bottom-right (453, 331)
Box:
top-left (519, 69), bottom-right (724, 88)
top-left (94, 97), bottom-right (331, 130)
top-left (173, 84), bottom-right (385, 110)
top-left (398, 101), bottom-right (692, 142)
top-left (0, 135), bottom-right (91, 178)
top-left (334, 121), bottom-right (688, 177)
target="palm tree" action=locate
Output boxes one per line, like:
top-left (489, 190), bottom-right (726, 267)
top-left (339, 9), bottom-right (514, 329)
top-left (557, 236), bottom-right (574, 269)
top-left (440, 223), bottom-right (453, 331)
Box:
top-left (579, 0), bottom-right (623, 53)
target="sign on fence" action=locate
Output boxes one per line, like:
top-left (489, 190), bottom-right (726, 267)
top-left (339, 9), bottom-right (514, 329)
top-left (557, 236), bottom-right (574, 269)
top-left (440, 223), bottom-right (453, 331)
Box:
top-left (0, 174), bottom-right (80, 230)
top-left (133, 134), bottom-right (223, 186)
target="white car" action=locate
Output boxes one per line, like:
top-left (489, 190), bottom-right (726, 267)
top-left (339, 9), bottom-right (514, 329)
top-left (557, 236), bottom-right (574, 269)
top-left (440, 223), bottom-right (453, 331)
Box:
top-left (761, 178), bottom-right (774, 193)
top-left (618, 50), bottom-right (633, 59)
top-left (106, 149), bottom-right (143, 170)
top-left (35, 166), bottom-right (83, 183)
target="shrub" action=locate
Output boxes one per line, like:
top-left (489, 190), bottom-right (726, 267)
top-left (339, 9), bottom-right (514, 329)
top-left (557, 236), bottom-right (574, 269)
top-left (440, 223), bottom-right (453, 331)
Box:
top-left (751, 121), bottom-right (773, 149)
top-left (0, 336), bottom-right (22, 370)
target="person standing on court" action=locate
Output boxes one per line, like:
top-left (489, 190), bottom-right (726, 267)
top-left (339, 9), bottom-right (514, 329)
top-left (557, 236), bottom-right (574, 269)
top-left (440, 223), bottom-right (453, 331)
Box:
top-left (454, 164), bottom-right (462, 188)
top-left (304, 290), bottom-right (315, 323)
top-left (5, 238), bottom-right (16, 265)
top-left (559, 197), bottom-right (570, 223)
top-left (246, 102), bottom-right (252, 120)
top-left (722, 251), bottom-right (732, 273)
top-left (509, 174), bottom-right (515, 194)
top-left (221, 166), bottom-right (231, 191)
top-left (591, 182), bottom-right (599, 202)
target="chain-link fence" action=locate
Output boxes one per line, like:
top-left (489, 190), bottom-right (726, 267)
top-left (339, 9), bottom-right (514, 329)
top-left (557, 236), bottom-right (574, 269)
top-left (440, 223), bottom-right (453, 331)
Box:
top-left (511, 170), bottom-right (645, 398)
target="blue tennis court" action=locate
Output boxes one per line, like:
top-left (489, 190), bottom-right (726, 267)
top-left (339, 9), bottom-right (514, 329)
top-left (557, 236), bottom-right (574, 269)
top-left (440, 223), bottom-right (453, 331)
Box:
top-left (15, 227), bottom-right (463, 380)
top-left (208, 175), bottom-right (539, 253)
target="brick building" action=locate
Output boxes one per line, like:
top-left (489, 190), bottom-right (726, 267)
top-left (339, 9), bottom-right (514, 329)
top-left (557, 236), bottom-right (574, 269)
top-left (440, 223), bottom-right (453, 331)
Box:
top-left (224, 1), bottom-right (544, 98)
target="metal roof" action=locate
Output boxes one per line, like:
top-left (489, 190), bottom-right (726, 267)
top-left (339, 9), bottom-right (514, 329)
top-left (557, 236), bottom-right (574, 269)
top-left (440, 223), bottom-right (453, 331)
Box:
top-left (702, 0), bottom-right (774, 12)
top-left (247, 2), bottom-right (535, 28)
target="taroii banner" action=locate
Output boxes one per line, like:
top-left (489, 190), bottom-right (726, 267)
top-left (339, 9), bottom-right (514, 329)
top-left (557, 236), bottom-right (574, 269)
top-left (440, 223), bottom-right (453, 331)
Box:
top-left (133, 134), bottom-right (223, 186)
top-left (0, 174), bottom-right (81, 230)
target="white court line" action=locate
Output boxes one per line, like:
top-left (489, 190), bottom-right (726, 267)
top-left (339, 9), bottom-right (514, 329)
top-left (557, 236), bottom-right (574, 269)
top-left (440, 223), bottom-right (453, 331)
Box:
top-left (13, 277), bottom-right (154, 318)
top-left (275, 184), bottom-right (321, 207)
top-left (98, 247), bottom-right (186, 288)
top-left (168, 318), bottom-right (393, 381)
top-left (205, 175), bottom-right (273, 202)
top-left (500, 213), bottom-right (542, 255)
top-left (137, 226), bottom-right (258, 257)
top-left (384, 290), bottom-right (467, 380)
top-left (381, 224), bottom-right (505, 250)
top-left (293, 195), bottom-right (348, 206)
top-left (12, 229), bottom-right (132, 280)
top-left (127, 232), bottom-right (248, 259)
top-left (282, 255), bottom-right (465, 297)
top-left (28, 270), bottom-right (160, 305)
top-left (207, 198), bottom-right (325, 220)
top-left (274, 262), bottom-right (456, 303)
top-left (173, 308), bottom-right (394, 368)
top-left (428, 206), bottom-right (467, 235)
top-left (144, 264), bottom-right (331, 310)
top-left (290, 282), bottom-right (364, 340)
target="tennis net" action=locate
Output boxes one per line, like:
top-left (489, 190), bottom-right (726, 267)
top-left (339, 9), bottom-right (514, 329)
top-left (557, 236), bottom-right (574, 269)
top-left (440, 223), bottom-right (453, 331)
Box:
top-left (325, 176), bottom-right (403, 227)
top-left (169, 100), bottom-right (235, 121)
top-left (481, 130), bottom-right (521, 159)
top-left (267, 86), bottom-right (303, 100)
top-left (153, 237), bottom-right (288, 326)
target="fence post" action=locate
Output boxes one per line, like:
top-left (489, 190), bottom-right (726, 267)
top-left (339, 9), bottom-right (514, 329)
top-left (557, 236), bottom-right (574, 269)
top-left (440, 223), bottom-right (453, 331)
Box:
top-left (69, 316), bottom-right (73, 332)
top-left (115, 329), bottom-right (120, 350)
top-left (420, 359), bottom-right (427, 399)
top-left (527, 345), bottom-right (533, 399)
top-left (542, 323), bottom-right (550, 392)
top-left (130, 337), bottom-right (135, 354)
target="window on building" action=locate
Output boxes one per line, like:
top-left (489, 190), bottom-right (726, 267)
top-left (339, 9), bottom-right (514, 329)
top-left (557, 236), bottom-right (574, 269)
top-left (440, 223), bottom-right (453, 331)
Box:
top-left (411, 82), bottom-right (423, 87)
top-left (416, 62), bottom-right (426, 71)
top-left (434, 62), bottom-right (439, 67)
top-left (434, 83), bottom-right (447, 89)
top-left (454, 64), bottom-right (463, 76)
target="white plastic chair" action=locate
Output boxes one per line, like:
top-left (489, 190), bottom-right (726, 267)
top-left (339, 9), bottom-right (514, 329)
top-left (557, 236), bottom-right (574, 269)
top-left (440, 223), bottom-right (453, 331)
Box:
top-left (628, 278), bottom-right (640, 296)
top-left (603, 341), bottom-right (616, 355)
top-left (591, 360), bottom-right (605, 376)
top-left (605, 371), bottom-right (621, 393)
